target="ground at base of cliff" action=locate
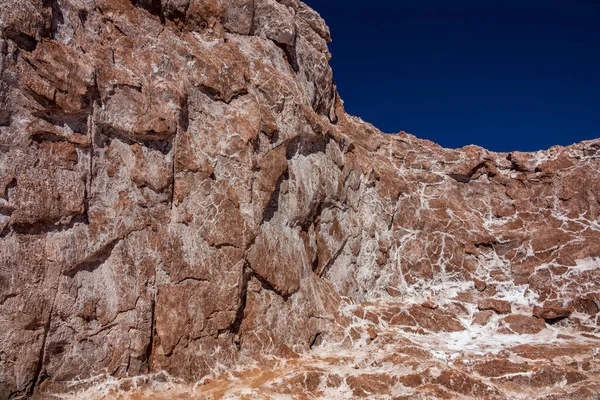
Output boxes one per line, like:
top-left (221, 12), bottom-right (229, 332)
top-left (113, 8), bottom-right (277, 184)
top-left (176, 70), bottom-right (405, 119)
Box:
top-left (42, 293), bottom-right (600, 400)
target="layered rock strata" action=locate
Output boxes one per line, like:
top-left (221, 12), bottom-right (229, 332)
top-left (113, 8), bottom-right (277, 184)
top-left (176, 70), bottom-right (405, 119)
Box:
top-left (0, 1), bottom-right (599, 399)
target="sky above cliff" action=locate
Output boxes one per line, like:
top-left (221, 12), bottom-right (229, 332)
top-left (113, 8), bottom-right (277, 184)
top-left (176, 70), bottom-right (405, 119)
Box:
top-left (304, 0), bottom-right (600, 152)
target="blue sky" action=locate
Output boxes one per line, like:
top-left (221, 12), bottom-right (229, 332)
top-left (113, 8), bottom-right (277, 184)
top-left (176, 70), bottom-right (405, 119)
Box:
top-left (304, 0), bottom-right (600, 152)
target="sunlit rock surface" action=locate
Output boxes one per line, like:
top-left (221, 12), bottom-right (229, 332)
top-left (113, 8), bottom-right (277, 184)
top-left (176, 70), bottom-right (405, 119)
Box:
top-left (0, 1), bottom-right (599, 399)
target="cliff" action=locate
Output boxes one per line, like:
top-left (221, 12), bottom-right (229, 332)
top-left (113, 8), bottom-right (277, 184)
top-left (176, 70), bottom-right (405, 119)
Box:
top-left (0, 1), bottom-right (599, 399)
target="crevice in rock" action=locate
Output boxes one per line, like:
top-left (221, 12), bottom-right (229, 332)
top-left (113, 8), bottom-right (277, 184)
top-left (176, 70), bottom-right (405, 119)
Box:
top-left (295, 200), bottom-right (346, 234)
top-left (10, 214), bottom-right (88, 236)
top-left (261, 169), bottom-right (288, 224)
top-left (246, 267), bottom-right (293, 302)
top-left (178, 94), bottom-right (189, 132)
top-left (87, 98), bottom-right (100, 221)
top-left (0, 226), bottom-right (11, 239)
top-left (166, 1), bottom-right (191, 27)
top-left (108, 83), bottom-right (142, 95)
top-left (309, 332), bottom-right (322, 349)
top-left (2, 177), bottom-right (17, 201)
top-left (23, 85), bottom-right (57, 109)
top-left (7, 32), bottom-right (38, 52)
top-left (317, 236), bottom-right (349, 278)
top-left (169, 143), bottom-right (178, 209)
top-left (162, 335), bottom-right (184, 359)
top-left (0, 110), bottom-right (10, 126)
top-left (274, 38), bottom-right (299, 73)
top-left (468, 161), bottom-right (487, 176)
top-left (247, 0), bottom-right (258, 34)
top-left (170, 153), bottom-right (176, 210)
top-left (29, 131), bottom-right (75, 145)
top-left (50, 0), bottom-right (65, 40)
top-left (285, 134), bottom-right (330, 159)
top-left (131, 0), bottom-right (166, 24)
top-left (447, 162), bottom-right (487, 183)
top-left (169, 96), bottom-right (187, 209)
top-left (0, 293), bottom-right (18, 307)
top-left (507, 154), bottom-right (529, 173)
top-left (86, 322), bottom-right (118, 339)
top-left (78, 10), bottom-right (88, 26)
top-left (223, 266), bottom-right (251, 344)
top-left (474, 241), bottom-right (497, 251)
top-left (152, 0), bottom-right (167, 24)
top-left (83, 72), bottom-right (102, 112)
top-left (269, 130), bottom-right (280, 145)
top-left (175, 277), bottom-right (209, 285)
top-left (213, 242), bottom-right (240, 250)
top-left (583, 143), bottom-right (600, 158)
top-left (82, 183), bottom-right (90, 224)
top-left (28, 285), bottom-right (59, 396)
top-left (64, 238), bottom-right (120, 277)
top-left (545, 316), bottom-right (569, 325)
top-left (197, 84), bottom-right (248, 105)
top-left (145, 136), bottom-right (174, 155)
top-left (144, 293), bottom-right (156, 373)
top-left (98, 125), bottom-right (174, 156)
top-left (304, 222), bottom-right (319, 273)
top-left (36, 111), bottom-right (89, 135)
top-left (388, 203), bottom-right (400, 230)
top-left (447, 173), bottom-right (471, 184)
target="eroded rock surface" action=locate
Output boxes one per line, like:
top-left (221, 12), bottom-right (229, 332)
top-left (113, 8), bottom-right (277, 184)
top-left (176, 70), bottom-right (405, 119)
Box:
top-left (0, 1), bottom-right (599, 399)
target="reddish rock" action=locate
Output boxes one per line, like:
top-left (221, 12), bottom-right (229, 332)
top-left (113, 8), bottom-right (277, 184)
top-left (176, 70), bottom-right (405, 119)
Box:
top-left (473, 310), bottom-right (495, 326)
top-left (421, 300), bottom-right (439, 310)
top-left (385, 305), bottom-right (464, 333)
top-left (473, 278), bottom-right (487, 292)
top-left (434, 369), bottom-right (502, 398)
top-left (533, 301), bottom-right (574, 321)
top-left (399, 374), bottom-right (423, 388)
top-left (529, 367), bottom-right (588, 388)
top-left (502, 314), bottom-right (547, 334)
top-left (474, 359), bottom-right (529, 378)
top-left (572, 293), bottom-right (600, 315)
top-left (346, 373), bottom-right (395, 397)
top-left (478, 298), bottom-right (512, 315)
top-left (366, 327), bottom-right (379, 341)
top-left (482, 285), bottom-right (499, 297)
top-left (0, 0), bottom-right (599, 398)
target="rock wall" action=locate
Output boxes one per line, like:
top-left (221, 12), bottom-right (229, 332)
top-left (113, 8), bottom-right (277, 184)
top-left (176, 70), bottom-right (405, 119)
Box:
top-left (0, 0), bottom-right (599, 398)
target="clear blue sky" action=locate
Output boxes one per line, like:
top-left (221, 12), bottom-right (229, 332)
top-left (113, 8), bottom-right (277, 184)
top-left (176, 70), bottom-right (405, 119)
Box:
top-left (304, 0), bottom-right (600, 152)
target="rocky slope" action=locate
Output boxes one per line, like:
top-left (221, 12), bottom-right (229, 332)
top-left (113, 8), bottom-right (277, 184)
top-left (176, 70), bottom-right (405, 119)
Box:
top-left (0, 1), bottom-right (599, 399)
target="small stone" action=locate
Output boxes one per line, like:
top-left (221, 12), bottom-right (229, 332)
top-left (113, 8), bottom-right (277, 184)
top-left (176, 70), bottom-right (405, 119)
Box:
top-left (472, 310), bottom-right (495, 326)
top-left (533, 301), bottom-right (574, 321)
top-left (478, 298), bottom-right (512, 315)
top-left (473, 278), bottom-right (487, 292)
top-left (503, 314), bottom-right (546, 334)
top-left (421, 300), bottom-right (439, 310)
top-left (367, 327), bottom-right (378, 341)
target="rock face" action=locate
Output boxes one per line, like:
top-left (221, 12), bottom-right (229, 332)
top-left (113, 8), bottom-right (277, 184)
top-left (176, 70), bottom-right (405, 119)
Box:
top-left (0, 1), bottom-right (599, 399)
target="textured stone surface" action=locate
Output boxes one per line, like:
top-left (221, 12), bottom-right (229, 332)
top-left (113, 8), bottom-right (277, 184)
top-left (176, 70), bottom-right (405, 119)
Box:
top-left (1, 1), bottom-right (599, 399)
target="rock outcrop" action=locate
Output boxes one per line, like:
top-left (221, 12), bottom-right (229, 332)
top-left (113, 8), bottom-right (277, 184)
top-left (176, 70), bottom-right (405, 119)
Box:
top-left (0, 1), bottom-right (599, 399)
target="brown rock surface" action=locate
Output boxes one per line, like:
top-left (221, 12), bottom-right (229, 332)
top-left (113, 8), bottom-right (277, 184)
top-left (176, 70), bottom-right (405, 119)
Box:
top-left (474, 278), bottom-right (487, 292)
top-left (473, 310), bottom-right (496, 326)
top-left (478, 298), bottom-right (512, 315)
top-left (502, 314), bottom-right (547, 334)
top-left (533, 301), bottom-right (575, 321)
top-left (1, 1), bottom-right (599, 399)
